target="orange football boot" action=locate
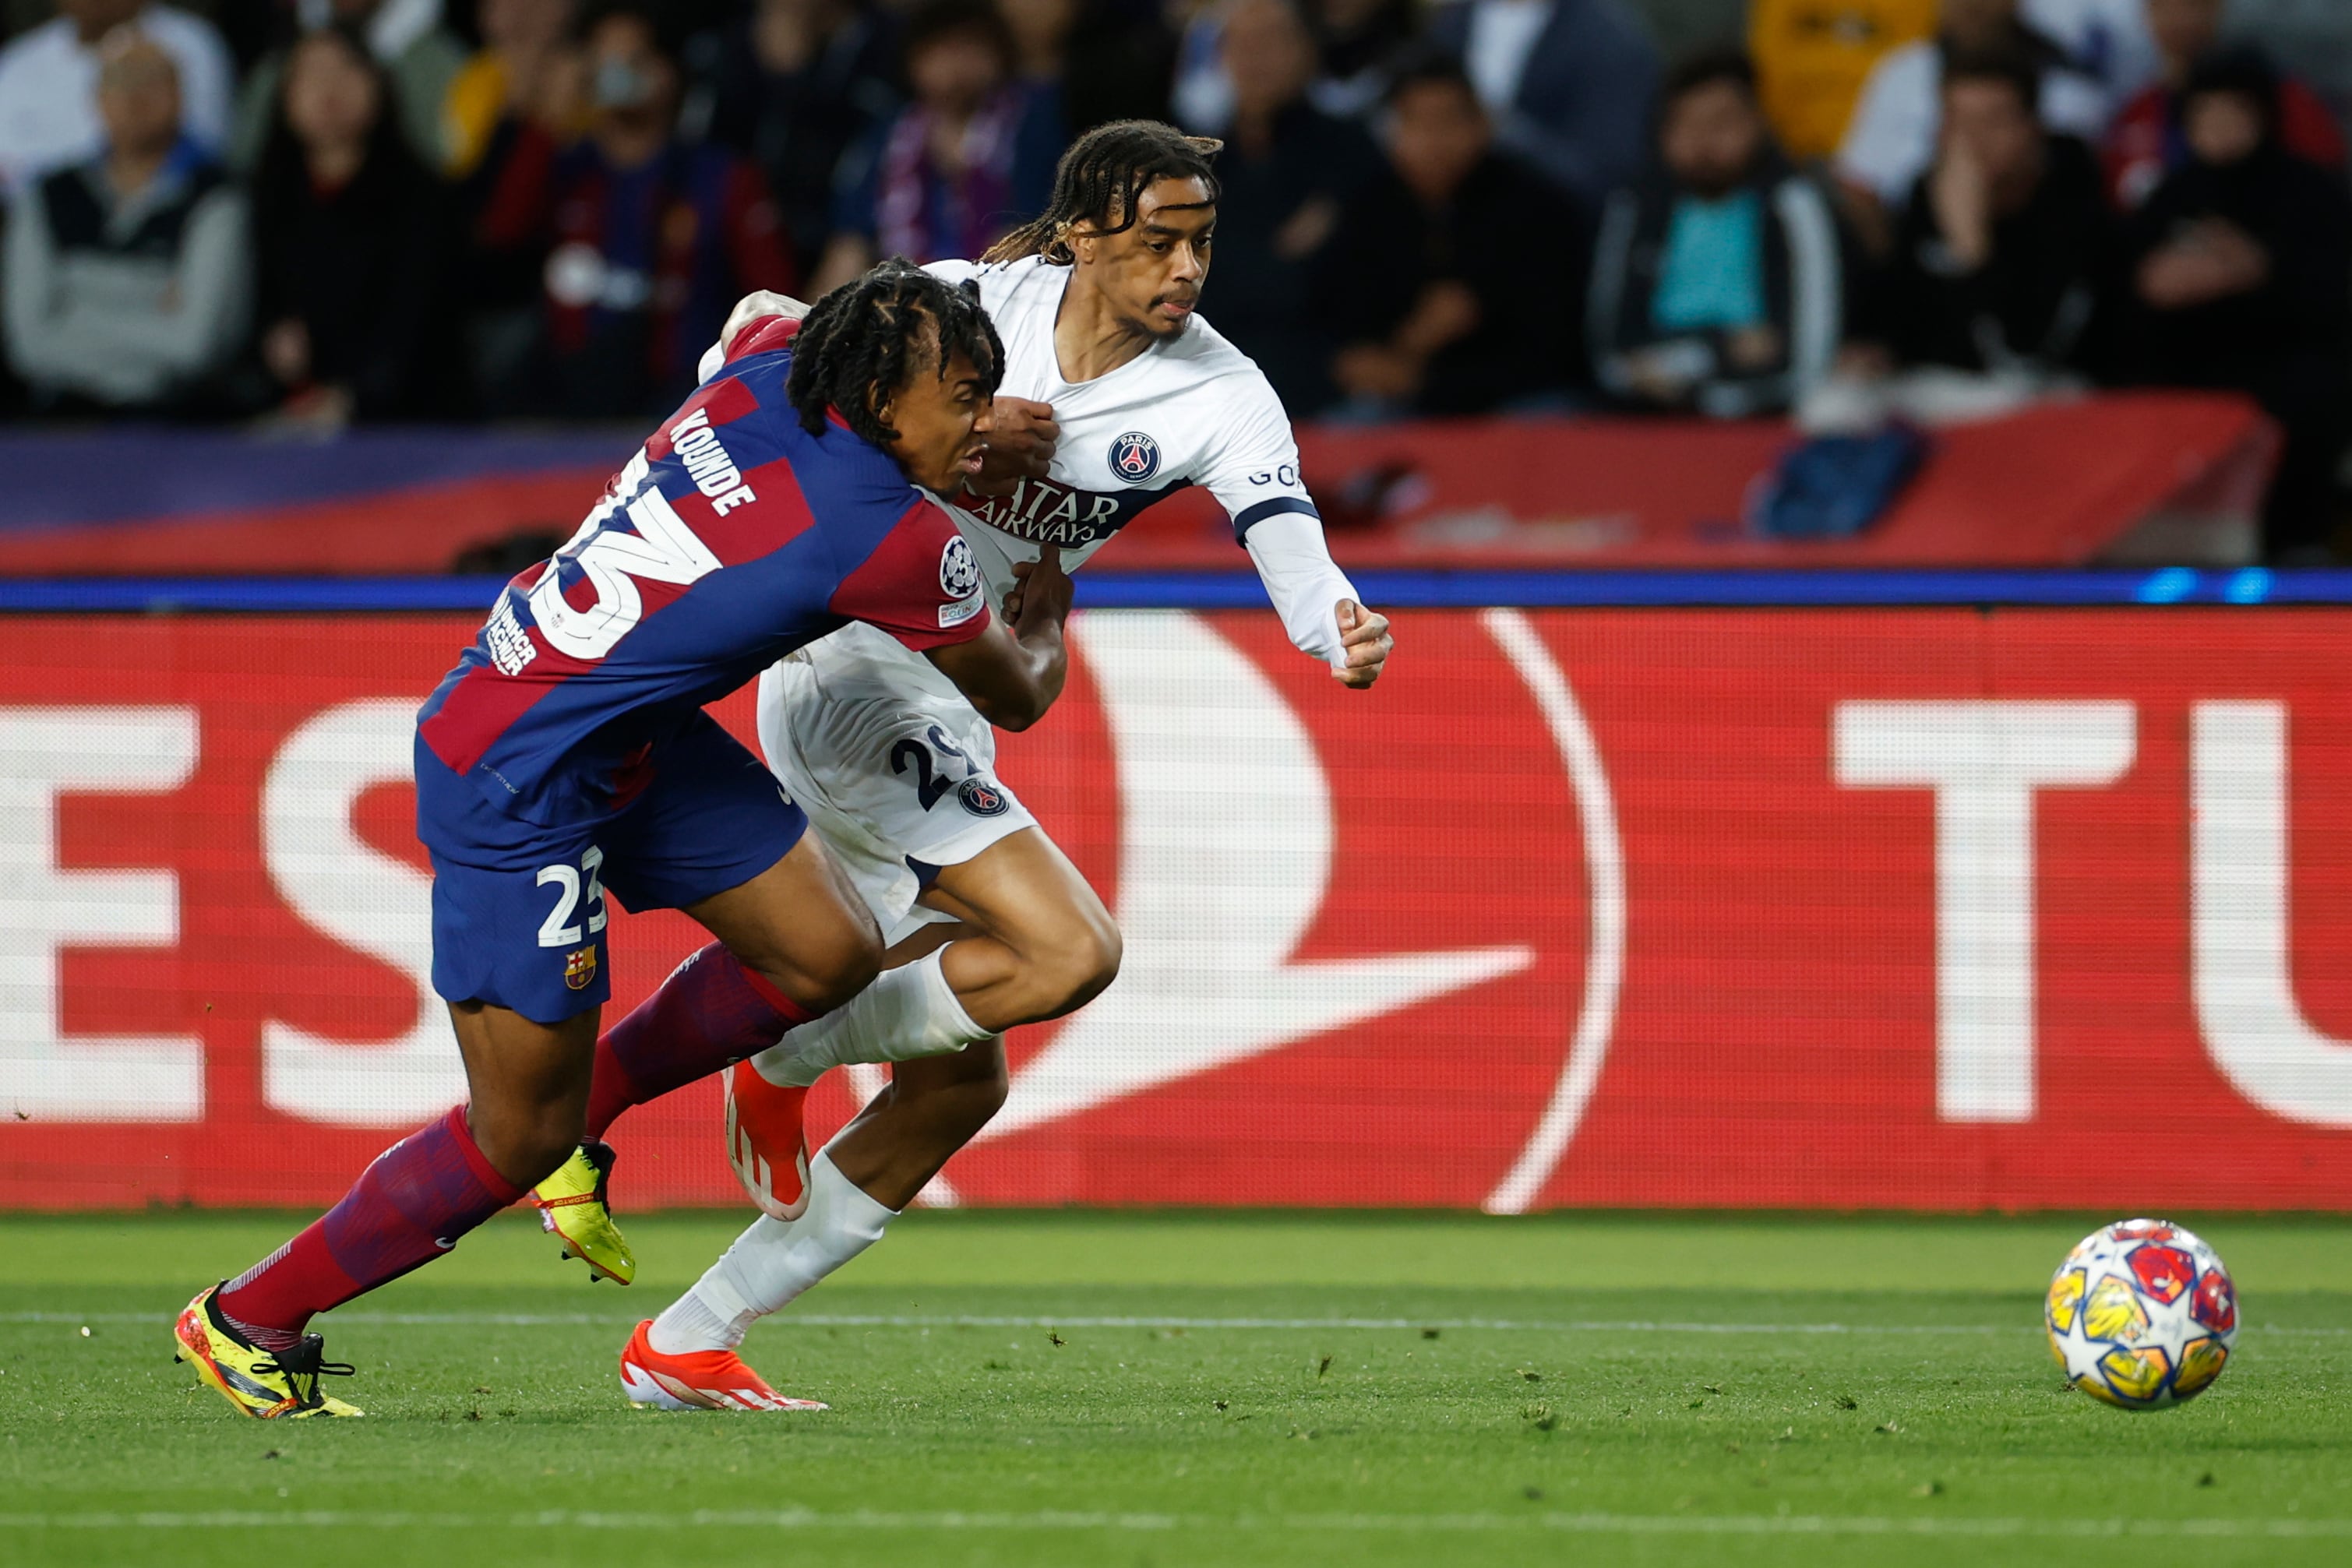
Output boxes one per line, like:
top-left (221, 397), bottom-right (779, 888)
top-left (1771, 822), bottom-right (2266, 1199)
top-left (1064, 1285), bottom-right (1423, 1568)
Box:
top-left (721, 1060), bottom-right (813, 1221)
top-left (618, 1319), bottom-right (826, 1411)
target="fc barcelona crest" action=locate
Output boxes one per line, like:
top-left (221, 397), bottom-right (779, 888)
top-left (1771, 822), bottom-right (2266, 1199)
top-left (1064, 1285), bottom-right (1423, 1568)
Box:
top-left (1109, 431), bottom-right (1160, 483)
top-left (565, 946), bottom-right (598, 990)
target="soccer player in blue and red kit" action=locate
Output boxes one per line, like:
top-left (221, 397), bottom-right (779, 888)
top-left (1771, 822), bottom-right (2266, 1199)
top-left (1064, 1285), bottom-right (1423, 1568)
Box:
top-left (175, 261), bottom-right (1075, 1418)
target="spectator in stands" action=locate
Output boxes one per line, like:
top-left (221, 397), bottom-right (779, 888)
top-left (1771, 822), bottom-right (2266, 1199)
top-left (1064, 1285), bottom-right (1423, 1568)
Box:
top-left (1003, 0), bottom-right (1081, 160)
top-left (1589, 50), bottom-right (1842, 419)
top-left (2118, 48), bottom-right (2352, 558)
top-left (2026, 0), bottom-right (2163, 103)
top-left (452, 2), bottom-right (591, 397)
top-left (475, 5), bottom-right (796, 417)
top-left (1206, 0), bottom-right (1382, 414)
top-left (252, 25), bottom-right (457, 424)
top-left (686, 0), bottom-right (900, 265)
top-left (1169, 1), bottom-right (1232, 131)
top-left (1836, 0), bottom-right (2108, 232)
top-left (443, 0), bottom-right (582, 178)
top-left (1423, 0), bottom-right (1660, 214)
top-left (1305, 0), bottom-right (1418, 119)
top-left (2103, 0), bottom-right (2343, 209)
top-left (0, 0), bottom-right (234, 196)
top-left (232, 0), bottom-right (469, 171)
top-left (1001, 0), bottom-right (1173, 137)
top-left (1747, 0), bottom-right (1936, 164)
top-left (1171, 0), bottom-right (1410, 133)
top-left (3, 30), bottom-right (248, 411)
top-left (1316, 51), bottom-right (1583, 416)
top-left (1853, 49), bottom-right (2107, 386)
top-left (814, 0), bottom-right (1057, 292)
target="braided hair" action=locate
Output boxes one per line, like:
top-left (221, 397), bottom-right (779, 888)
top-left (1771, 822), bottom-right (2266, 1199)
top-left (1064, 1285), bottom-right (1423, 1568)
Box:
top-left (985, 120), bottom-right (1223, 267)
top-left (785, 258), bottom-right (1006, 448)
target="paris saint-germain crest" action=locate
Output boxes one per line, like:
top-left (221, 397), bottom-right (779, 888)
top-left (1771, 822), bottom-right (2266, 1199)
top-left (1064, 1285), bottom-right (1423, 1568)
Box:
top-left (957, 777), bottom-right (1010, 817)
top-left (1109, 431), bottom-right (1161, 484)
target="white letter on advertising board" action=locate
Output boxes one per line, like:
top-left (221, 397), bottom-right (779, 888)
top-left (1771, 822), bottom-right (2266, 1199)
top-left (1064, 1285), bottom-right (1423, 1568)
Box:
top-left (0, 706), bottom-right (203, 1120)
top-left (1835, 700), bottom-right (2136, 1122)
top-left (2192, 700), bottom-right (2352, 1126)
top-left (261, 698), bottom-right (464, 1126)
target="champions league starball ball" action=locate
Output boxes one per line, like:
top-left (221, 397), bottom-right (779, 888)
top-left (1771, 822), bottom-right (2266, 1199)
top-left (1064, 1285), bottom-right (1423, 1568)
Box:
top-left (2046, 1219), bottom-right (2238, 1409)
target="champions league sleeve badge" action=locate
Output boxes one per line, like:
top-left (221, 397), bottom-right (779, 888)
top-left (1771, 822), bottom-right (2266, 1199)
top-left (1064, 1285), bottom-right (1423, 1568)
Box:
top-left (1109, 432), bottom-right (1161, 484)
top-left (939, 534), bottom-right (981, 599)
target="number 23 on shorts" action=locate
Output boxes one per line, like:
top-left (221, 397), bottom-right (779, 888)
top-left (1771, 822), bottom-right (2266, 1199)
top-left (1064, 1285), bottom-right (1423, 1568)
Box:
top-left (537, 847), bottom-right (609, 992)
top-left (538, 847), bottom-right (610, 945)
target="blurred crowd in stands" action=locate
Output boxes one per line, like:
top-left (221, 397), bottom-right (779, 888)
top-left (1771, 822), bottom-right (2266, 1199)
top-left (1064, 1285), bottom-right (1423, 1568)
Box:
top-left (0, 0), bottom-right (2347, 553)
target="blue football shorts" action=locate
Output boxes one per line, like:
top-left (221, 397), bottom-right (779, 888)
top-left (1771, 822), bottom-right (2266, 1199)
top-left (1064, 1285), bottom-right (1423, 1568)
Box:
top-left (415, 712), bottom-right (806, 1024)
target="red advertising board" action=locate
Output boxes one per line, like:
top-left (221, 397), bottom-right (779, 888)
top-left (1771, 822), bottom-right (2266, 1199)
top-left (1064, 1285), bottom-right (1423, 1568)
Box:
top-left (0, 392), bottom-right (2271, 576)
top-left (2, 608), bottom-right (2349, 1211)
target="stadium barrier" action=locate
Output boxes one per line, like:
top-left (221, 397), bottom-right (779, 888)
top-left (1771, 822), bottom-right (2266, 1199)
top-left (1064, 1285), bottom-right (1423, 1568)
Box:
top-left (2, 576), bottom-right (2350, 1211)
top-left (0, 390), bottom-right (2273, 574)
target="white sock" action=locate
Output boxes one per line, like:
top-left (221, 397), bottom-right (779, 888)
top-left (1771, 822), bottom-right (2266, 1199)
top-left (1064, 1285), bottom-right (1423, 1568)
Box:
top-left (647, 1150), bottom-right (898, 1354)
top-left (749, 946), bottom-right (991, 1087)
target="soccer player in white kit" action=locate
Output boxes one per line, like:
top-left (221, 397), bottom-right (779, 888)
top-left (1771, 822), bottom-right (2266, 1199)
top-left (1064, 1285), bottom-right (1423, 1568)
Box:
top-left (610, 122), bottom-right (1394, 1409)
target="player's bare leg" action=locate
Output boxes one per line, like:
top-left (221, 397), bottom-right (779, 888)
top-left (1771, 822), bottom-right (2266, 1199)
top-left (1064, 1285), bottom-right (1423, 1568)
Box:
top-left (450, 1001), bottom-right (603, 1188)
top-left (640, 829), bottom-right (1115, 1376)
top-left (689, 833), bottom-right (886, 1011)
top-left (721, 825), bottom-right (1115, 1210)
top-left (913, 827), bottom-right (1124, 1044)
top-left (813, 831), bottom-right (1116, 1204)
top-left (823, 1030), bottom-right (1011, 1206)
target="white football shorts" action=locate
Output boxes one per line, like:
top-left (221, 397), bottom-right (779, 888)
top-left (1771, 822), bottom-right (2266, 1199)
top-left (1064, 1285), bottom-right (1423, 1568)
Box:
top-left (755, 654), bottom-right (1038, 946)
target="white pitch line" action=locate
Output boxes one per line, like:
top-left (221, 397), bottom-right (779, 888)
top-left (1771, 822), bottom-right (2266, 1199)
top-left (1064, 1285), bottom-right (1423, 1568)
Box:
top-left (5, 1309), bottom-right (2344, 1334)
top-left (1, 1510), bottom-right (2347, 1539)
top-left (0, 1309), bottom-right (2017, 1334)
top-left (792, 1315), bottom-right (2032, 1335)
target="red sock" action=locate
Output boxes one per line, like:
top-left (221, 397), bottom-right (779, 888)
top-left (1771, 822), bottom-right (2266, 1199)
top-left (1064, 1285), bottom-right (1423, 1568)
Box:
top-left (584, 943), bottom-right (816, 1138)
top-left (216, 1104), bottom-right (524, 1349)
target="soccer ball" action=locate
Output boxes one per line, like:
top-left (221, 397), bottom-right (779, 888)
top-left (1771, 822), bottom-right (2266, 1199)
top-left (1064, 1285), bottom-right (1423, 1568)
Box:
top-left (2046, 1218), bottom-right (2237, 1409)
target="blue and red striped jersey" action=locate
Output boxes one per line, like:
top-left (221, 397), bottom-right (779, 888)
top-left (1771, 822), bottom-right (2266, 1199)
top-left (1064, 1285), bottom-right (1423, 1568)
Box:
top-left (417, 318), bottom-right (991, 823)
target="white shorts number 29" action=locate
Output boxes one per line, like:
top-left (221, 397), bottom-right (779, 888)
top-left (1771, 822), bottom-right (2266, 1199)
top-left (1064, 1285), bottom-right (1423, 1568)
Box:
top-left (755, 657), bottom-right (1038, 946)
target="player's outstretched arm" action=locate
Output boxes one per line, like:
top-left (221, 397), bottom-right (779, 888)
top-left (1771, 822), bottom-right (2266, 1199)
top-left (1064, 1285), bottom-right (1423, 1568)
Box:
top-left (1239, 508), bottom-right (1395, 689)
top-left (1206, 377), bottom-right (1395, 689)
top-left (926, 546), bottom-right (1074, 731)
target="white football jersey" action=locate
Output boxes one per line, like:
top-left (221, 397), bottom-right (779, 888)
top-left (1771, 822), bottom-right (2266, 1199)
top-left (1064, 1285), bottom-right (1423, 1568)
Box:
top-left (926, 254), bottom-right (1320, 594)
top-left (798, 253), bottom-right (1336, 701)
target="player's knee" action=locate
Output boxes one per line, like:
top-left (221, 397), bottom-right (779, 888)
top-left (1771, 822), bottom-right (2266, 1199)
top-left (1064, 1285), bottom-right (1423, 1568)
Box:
top-left (1035, 907), bottom-right (1121, 1016)
top-left (737, 906), bottom-right (883, 1016)
top-left (796, 923), bottom-right (883, 1015)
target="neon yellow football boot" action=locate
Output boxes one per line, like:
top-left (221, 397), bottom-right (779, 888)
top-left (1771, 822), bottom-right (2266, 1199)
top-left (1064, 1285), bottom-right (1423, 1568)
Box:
top-left (174, 1284), bottom-right (363, 1419)
top-left (529, 1139), bottom-right (636, 1284)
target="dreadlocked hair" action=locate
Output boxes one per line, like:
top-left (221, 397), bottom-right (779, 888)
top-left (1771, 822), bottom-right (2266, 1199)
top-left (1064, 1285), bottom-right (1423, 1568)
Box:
top-left (984, 120), bottom-right (1223, 266)
top-left (785, 257), bottom-right (1005, 448)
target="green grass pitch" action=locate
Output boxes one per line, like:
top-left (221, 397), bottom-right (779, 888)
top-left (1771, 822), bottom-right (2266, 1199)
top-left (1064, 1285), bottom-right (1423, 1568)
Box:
top-left (2, 1210), bottom-right (2349, 1567)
